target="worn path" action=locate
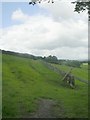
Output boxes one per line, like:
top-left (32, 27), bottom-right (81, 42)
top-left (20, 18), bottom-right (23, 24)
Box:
top-left (30, 99), bottom-right (57, 118)
top-left (20, 98), bottom-right (65, 118)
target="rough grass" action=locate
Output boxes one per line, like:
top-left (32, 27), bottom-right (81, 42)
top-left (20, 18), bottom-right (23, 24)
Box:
top-left (2, 54), bottom-right (88, 118)
top-left (52, 64), bottom-right (88, 81)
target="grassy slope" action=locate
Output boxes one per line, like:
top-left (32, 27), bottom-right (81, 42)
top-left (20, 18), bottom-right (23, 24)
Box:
top-left (52, 64), bottom-right (88, 81)
top-left (2, 54), bottom-right (88, 118)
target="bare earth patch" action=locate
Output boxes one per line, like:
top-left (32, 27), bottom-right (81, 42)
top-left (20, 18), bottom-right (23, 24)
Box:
top-left (30, 99), bottom-right (56, 118)
top-left (19, 98), bottom-right (66, 118)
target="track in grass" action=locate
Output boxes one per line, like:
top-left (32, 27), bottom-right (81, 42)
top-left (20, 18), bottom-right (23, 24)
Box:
top-left (26, 99), bottom-right (57, 118)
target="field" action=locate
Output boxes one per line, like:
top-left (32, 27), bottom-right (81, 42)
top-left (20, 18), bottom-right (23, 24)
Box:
top-left (52, 63), bottom-right (88, 82)
top-left (2, 53), bottom-right (88, 118)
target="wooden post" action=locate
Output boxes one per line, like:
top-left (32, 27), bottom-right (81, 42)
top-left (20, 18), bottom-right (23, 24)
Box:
top-left (62, 67), bottom-right (73, 81)
top-left (62, 67), bottom-right (75, 88)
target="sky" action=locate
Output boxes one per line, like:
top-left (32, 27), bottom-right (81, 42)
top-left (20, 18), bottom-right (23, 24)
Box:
top-left (0, 0), bottom-right (88, 60)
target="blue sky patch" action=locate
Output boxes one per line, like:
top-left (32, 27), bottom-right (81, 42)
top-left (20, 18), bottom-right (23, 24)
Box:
top-left (2, 2), bottom-right (50, 28)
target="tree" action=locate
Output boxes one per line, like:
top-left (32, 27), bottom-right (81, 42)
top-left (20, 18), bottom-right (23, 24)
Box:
top-left (72, 1), bottom-right (90, 21)
top-left (29, 0), bottom-right (90, 20)
top-left (44, 55), bottom-right (58, 64)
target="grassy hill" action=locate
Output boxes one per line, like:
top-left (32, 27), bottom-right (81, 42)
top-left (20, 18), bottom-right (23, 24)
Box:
top-left (2, 52), bottom-right (88, 118)
top-left (51, 64), bottom-right (88, 82)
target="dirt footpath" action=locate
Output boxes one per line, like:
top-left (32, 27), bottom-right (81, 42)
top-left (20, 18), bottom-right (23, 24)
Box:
top-left (20, 98), bottom-right (66, 118)
top-left (30, 99), bottom-right (56, 118)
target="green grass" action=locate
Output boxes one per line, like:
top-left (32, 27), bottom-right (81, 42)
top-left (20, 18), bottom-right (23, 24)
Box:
top-left (52, 64), bottom-right (88, 81)
top-left (81, 63), bottom-right (88, 69)
top-left (2, 54), bottom-right (88, 118)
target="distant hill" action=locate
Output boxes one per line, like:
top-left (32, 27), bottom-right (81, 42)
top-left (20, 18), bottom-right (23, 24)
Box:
top-left (1, 49), bottom-right (88, 67)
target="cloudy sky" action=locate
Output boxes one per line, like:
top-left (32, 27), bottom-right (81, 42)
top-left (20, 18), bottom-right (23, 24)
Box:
top-left (0, 0), bottom-right (88, 60)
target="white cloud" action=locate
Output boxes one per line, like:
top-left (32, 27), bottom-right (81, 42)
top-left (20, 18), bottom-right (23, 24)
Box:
top-left (39, 1), bottom-right (88, 22)
top-left (28, 47), bottom-right (88, 60)
top-left (12, 8), bottom-right (29, 22)
top-left (1, 3), bottom-right (88, 60)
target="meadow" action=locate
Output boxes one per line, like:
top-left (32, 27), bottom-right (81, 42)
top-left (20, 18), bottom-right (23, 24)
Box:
top-left (2, 53), bottom-right (88, 118)
top-left (52, 63), bottom-right (88, 82)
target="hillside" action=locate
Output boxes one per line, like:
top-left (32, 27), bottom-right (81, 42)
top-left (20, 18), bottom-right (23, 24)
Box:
top-left (2, 52), bottom-right (88, 118)
top-left (51, 64), bottom-right (88, 83)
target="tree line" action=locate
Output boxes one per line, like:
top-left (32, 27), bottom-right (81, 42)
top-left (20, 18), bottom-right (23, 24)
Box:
top-left (1, 49), bottom-right (88, 68)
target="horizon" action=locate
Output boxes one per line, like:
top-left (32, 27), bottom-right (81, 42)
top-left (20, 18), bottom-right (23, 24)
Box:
top-left (1, 49), bottom-right (89, 61)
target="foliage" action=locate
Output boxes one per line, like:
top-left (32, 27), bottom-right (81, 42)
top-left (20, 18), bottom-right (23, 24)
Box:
top-left (64, 60), bottom-right (82, 68)
top-left (43, 55), bottom-right (58, 64)
top-left (72, 1), bottom-right (90, 20)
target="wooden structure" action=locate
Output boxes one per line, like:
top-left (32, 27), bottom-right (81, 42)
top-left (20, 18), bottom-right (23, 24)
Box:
top-left (62, 68), bottom-right (75, 88)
